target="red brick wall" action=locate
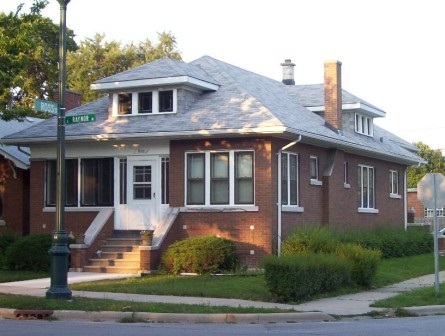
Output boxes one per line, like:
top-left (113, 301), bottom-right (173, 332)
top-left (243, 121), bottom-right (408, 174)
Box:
top-left (0, 157), bottom-right (28, 234)
top-left (407, 189), bottom-right (424, 222)
top-left (169, 138), bottom-right (275, 267)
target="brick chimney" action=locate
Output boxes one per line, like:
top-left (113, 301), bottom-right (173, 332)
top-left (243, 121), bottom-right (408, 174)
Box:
top-left (324, 60), bottom-right (342, 130)
top-left (281, 59), bottom-right (295, 85)
top-left (55, 90), bottom-right (83, 111)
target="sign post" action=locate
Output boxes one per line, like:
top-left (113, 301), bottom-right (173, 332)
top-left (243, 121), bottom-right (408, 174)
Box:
top-left (417, 173), bottom-right (445, 295)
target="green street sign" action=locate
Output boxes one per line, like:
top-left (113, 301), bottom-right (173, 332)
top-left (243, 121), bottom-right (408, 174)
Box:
top-left (65, 114), bottom-right (96, 125)
top-left (34, 99), bottom-right (58, 115)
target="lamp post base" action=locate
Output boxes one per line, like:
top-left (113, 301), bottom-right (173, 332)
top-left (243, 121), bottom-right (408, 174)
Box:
top-left (46, 231), bottom-right (72, 300)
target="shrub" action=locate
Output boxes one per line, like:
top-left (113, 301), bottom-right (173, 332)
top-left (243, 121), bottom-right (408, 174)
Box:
top-left (340, 225), bottom-right (433, 258)
top-left (335, 243), bottom-right (381, 287)
top-left (263, 253), bottom-right (352, 302)
top-left (4, 234), bottom-right (52, 272)
top-left (281, 226), bottom-right (339, 255)
top-left (160, 236), bottom-right (240, 274)
top-left (0, 229), bottom-right (18, 269)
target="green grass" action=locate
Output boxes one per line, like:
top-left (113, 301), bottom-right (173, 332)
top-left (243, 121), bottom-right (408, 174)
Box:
top-left (1, 253), bottom-right (444, 312)
top-left (72, 273), bottom-right (273, 302)
top-left (372, 284), bottom-right (445, 308)
top-left (372, 253), bottom-right (445, 288)
top-left (0, 270), bottom-right (49, 283)
top-left (0, 293), bottom-right (287, 314)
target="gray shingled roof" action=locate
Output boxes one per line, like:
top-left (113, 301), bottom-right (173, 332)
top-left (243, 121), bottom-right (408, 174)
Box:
top-left (1, 56), bottom-right (422, 165)
top-left (93, 57), bottom-right (219, 86)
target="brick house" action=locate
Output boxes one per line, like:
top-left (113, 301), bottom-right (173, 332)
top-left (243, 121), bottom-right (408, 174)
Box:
top-left (0, 117), bottom-right (44, 234)
top-left (1, 56), bottom-right (424, 272)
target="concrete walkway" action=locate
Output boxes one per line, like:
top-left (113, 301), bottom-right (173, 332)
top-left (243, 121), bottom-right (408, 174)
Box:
top-left (0, 271), bottom-right (444, 323)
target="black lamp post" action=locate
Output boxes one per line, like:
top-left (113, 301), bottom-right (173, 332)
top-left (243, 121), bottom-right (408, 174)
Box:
top-left (46, 0), bottom-right (72, 300)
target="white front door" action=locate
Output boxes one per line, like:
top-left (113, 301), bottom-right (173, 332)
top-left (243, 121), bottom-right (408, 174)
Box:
top-left (116, 158), bottom-right (157, 230)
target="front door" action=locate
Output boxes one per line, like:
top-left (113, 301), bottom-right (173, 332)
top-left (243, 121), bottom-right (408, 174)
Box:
top-left (116, 158), bottom-right (156, 230)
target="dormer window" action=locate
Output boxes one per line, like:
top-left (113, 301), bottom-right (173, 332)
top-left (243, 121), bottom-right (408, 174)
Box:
top-left (113, 89), bottom-right (177, 116)
top-left (355, 113), bottom-right (373, 136)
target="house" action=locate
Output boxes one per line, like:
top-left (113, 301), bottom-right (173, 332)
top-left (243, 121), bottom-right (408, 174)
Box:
top-left (1, 56), bottom-right (424, 272)
top-left (0, 116), bottom-right (44, 234)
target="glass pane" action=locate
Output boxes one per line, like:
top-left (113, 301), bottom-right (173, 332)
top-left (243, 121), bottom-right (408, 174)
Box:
top-left (161, 158), bottom-right (169, 204)
top-left (65, 159), bottom-right (78, 206)
top-left (139, 92), bottom-right (152, 113)
top-left (236, 180), bottom-right (253, 204)
top-left (211, 180), bottom-right (229, 204)
top-left (211, 153), bottom-right (228, 178)
top-left (159, 90), bottom-right (173, 112)
top-left (236, 152), bottom-right (252, 178)
top-left (188, 181), bottom-right (205, 204)
top-left (134, 166), bottom-right (151, 183)
top-left (118, 93), bottom-right (132, 115)
top-left (310, 157), bottom-right (317, 179)
top-left (188, 154), bottom-right (204, 178)
top-left (369, 168), bottom-right (374, 208)
top-left (133, 185), bottom-right (151, 199)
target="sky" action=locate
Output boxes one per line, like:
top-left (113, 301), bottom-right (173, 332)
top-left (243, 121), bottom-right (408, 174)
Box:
top-left (1, 0), bottom-right (444, 152)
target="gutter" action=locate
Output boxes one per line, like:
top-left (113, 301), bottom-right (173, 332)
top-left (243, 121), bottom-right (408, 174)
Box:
top-left (277, 135), bottom-right (302, 256)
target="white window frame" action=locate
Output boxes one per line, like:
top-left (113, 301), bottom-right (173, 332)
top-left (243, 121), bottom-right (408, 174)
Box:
top-left (358, 164), bottom-right (379, 213)
top-left (355, 113), bottom-right (374, 137)
top-left (344, 161), bottom-right (351, 188)
top-left (184, 150), bottom-right (256, 209)
top-left (112, 89), bottom-right (177, 116)
top-left (281, 152), bottom-right (303, 212)
top-left (309, 156), bottom-right (322, 186)
top-left (389, 170), bottom-right (401, 198)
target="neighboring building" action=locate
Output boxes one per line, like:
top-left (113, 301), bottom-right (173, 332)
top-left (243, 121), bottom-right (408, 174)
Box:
top-left (0, 116), bottom-right (44, 234)
top-left (407, 188), bottom-right (445, 229)
top-left (1, 56), bottom-right (424, 271)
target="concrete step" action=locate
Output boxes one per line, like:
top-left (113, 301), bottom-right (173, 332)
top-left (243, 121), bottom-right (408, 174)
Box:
top-left (99, 251), bottom-right (139, 260)
top-left (88, 259), bottom-right (140, 268)
top-left (83, 265), bottom-right (140, 274)
top-left (99, 245), bottom-right (138, 253)
top-left (105, 238), bottom-right (142, 246)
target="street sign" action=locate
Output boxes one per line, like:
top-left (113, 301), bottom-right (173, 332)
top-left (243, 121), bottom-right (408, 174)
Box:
top-left (65, 114), bottom-right (96, 125)
top-left (34, 99), bottom-right (58, 115)
top-left (417, 173), bottom-right (445, 209)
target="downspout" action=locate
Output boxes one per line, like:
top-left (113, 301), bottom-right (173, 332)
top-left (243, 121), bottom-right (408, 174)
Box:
top-left (277, 135), bottom-right (302, 256)
top-left (404, 167), bottom-right (408, 231)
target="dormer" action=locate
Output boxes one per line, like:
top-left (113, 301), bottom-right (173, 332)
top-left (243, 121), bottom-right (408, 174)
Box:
top-left (90, 58), bottom-right (219, 117)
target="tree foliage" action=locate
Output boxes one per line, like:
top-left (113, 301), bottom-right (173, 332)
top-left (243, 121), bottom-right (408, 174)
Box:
top-left (0, 0), bottom-right (77, 120)
top-left (407, 142), bottom-right (445, 188)
top-left (67, 32), bottom-right (182, 103)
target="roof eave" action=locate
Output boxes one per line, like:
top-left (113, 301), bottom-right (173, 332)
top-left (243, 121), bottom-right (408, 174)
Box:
top-left (307, 102), bottom-right (386, 118)
top-left (91, 76), bottom-right (219, 92)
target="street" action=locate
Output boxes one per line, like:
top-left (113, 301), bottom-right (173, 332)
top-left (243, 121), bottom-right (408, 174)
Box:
top-left (1, 316), bottom-right (444, 336)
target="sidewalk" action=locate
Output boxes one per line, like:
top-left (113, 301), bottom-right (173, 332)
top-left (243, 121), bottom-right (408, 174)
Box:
top-left (1, 271), bottom-right (444, 323)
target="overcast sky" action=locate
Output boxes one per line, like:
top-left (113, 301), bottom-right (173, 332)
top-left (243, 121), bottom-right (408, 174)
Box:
top-left (2, 0), bottom-right (444, 151)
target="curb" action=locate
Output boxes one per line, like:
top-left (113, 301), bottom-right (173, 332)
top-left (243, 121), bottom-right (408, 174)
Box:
top-left (0, 308), bottom-right (335, 324)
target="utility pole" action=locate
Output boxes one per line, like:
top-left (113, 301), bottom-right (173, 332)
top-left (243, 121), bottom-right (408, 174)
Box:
top-left (46, 0), bottom-right (72, 300)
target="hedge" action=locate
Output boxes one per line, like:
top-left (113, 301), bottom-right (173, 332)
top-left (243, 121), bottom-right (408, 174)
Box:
top-left (160, 235), bottom-right (240, 274)
top-left (4, 234), bottom-right (52, 272)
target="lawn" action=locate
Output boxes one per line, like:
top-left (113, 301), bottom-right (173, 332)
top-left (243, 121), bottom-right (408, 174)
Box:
top-left (372, 284), bottom-right (445, 308)
top-left (1, 253), bottom-right (444, 312)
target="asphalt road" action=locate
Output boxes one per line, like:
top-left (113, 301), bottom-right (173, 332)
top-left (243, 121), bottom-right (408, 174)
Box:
top-left (1, 316), bottom-right (444, 336)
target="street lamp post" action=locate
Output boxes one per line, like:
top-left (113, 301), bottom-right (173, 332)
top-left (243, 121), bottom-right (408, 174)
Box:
top-left (46, 0), bottom-right (72, 300)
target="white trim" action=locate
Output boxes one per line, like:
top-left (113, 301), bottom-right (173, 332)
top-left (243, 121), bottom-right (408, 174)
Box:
top-left (390, 193), bottom-right (402, 199)
top-left (307, 102), bottom-right (385, 118)
top-left (181, 206), bottom-right (259, 212)
top-left (358, 208), bottom-right (379, 214)
top-left (282, 205), bottom-right (304, 212)
top-left (43, 206), bottom-right (114, 212)
top-left (310, 179), bottom-right (323, 186)
top-left (112, 89), bottom-right (177, 117)
top-left (91, 76), bottom-right (219, 92)
top-left (344, 183), bottom-right (351, 189)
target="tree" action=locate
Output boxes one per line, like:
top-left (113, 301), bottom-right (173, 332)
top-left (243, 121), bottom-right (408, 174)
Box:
top-left (407, 142), bottom-right (445, 188)
top-left (0, 0), bottom-right (77, 120)
top-left (67, 32), bottom-right (182, 103)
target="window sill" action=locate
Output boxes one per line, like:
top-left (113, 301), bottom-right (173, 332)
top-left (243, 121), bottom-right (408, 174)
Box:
top-left (43, 206), bottom-right (114, 212)
top-left (310, 179), bottom-right (323, 186)
top-left (390, 194), bottom-right (402, 199)
top-left (358, 208), bottom-right (379, 214)
top-left (344, 183), bottom-right (351, 189)
top-left (181, 205), bottom-right (259, 212)
top-left (281, 205), bottom-right (304, 213)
